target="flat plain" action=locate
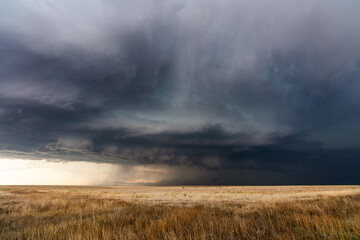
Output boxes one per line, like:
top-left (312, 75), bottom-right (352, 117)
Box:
top-left (1, 185), bottom-right (360, 239)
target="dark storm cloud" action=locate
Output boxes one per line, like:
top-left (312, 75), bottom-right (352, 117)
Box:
top-left (1, 0), bottom-right (360, 184)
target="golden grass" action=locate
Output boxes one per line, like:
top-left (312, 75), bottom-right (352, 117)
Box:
top-left (1, 186), bottom-right (360, 239)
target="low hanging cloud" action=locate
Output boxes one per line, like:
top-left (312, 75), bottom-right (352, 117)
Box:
top-left (1, 0), bottom-right (360, 184)
top-left (44, 137), bottom-right (94, 152)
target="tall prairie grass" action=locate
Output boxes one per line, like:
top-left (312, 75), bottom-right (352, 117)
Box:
top-left (1, 187), bottom-right (360, 239)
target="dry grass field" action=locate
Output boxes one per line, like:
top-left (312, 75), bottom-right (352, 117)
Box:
top-left (1, 185), bottom-right (360, 239)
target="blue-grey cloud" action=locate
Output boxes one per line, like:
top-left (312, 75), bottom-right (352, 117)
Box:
top-left (1, 0), bottom-right (360, 184)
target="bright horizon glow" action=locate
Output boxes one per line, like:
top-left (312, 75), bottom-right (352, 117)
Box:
top-left (0, 158), bottom-right (168, 185)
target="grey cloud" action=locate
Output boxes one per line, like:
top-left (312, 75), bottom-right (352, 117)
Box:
top-left (1, 0), bottom-right (360, 184)
top-left (44, 136), bottom-right (93, 152)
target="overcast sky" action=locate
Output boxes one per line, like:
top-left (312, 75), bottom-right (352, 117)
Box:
top-left (1, 0), bottom-right (360, 185)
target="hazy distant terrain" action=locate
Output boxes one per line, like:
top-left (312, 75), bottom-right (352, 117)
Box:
top-left (1, 185), bottom-right (360, 239)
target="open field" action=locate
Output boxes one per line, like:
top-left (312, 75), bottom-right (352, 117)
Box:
top-left (1, 185), bottom-right (360, 239)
